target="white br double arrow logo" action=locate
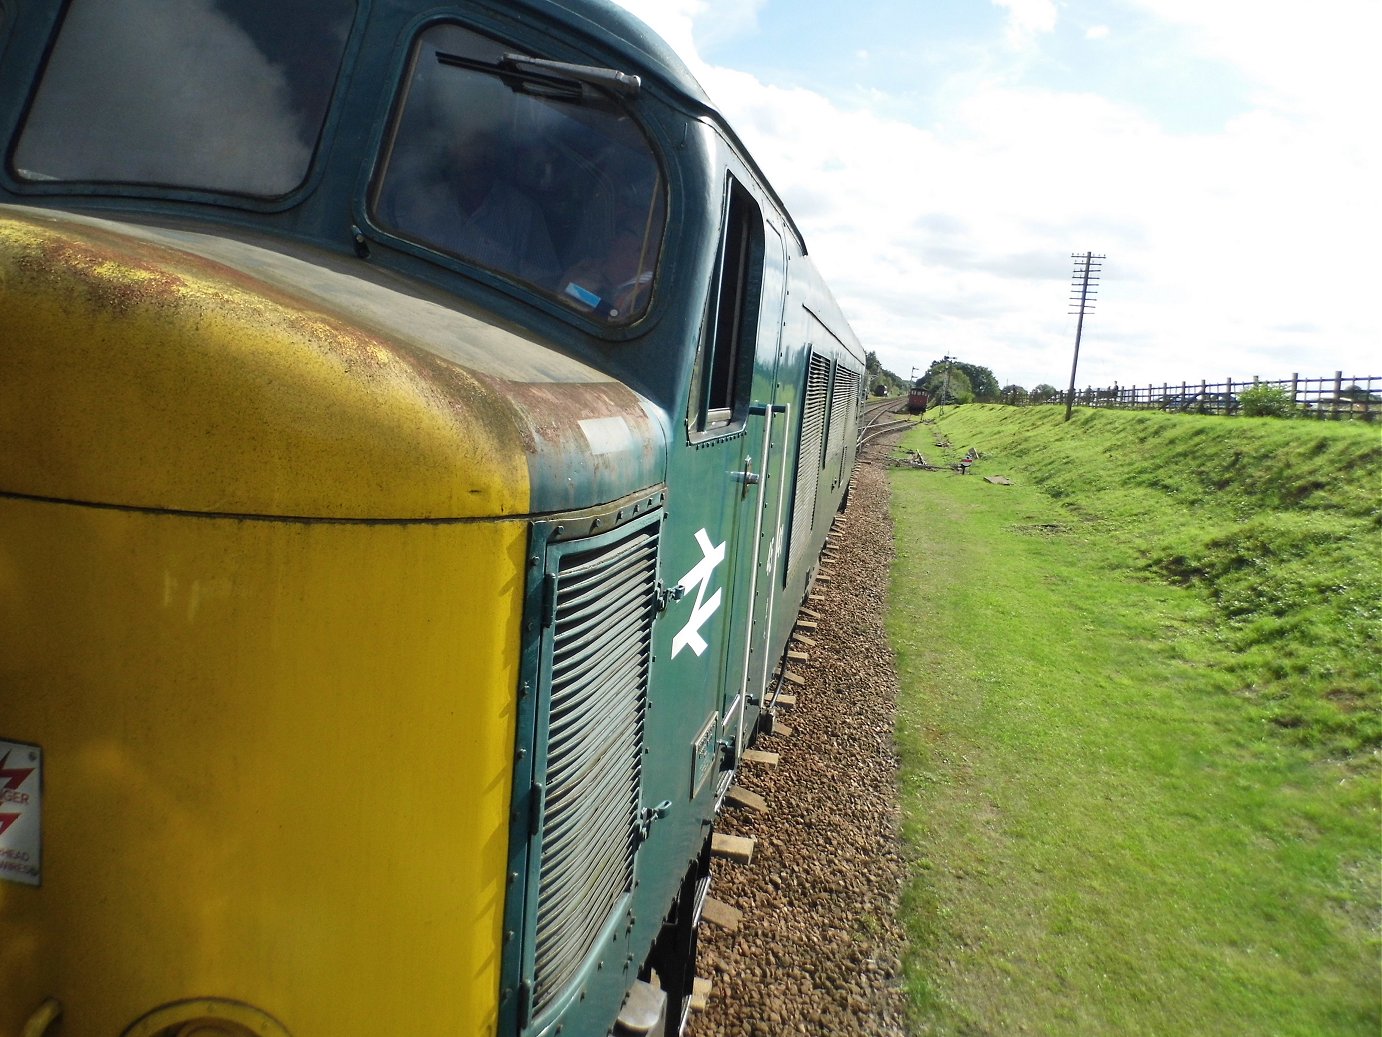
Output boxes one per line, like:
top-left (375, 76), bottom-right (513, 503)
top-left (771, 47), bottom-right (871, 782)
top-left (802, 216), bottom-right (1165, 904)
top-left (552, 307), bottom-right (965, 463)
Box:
top-left (670, 528), bottom-right (726, 658)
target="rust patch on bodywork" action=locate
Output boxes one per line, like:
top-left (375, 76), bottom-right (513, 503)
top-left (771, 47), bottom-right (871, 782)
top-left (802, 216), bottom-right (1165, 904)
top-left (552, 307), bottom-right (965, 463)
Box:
top-left (26, 232), bottom-right (189, 316)
top-left (1, 209), bottom-right (538, 519)
top-left (5, 212), bottom-right (414, 374)
top-left (500, 379), bottom-right (654, 453)
top-left (497, 377), bottom-right (665, 510)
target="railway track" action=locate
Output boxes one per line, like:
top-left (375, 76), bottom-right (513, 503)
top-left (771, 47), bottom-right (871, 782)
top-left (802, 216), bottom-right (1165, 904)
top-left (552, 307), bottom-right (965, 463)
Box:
top-left (689, 414), bottom-right (912, 1036)
top-left (858, 396), bottom-right (916, 447)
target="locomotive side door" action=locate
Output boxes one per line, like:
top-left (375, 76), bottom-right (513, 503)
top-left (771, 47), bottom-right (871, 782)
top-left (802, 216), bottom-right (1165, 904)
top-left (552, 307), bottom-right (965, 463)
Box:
top-left (672, 173), bottom-right (784, 780)
top-left (716, 217), bottom-right (789, 763)
top-left (732, 220), bottom-right (789, 744)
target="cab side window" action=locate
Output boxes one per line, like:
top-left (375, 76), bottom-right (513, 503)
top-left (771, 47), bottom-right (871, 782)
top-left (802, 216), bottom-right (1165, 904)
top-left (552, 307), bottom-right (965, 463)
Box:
top-left (691, 176), bottom-right (764, 437)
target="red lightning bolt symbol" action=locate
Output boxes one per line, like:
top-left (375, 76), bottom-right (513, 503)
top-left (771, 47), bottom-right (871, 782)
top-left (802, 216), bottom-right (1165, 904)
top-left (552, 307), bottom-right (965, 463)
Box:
top-left (0, 751), bottom-right (35, 791)
top-left (0, 814), bottom-right (18, 837)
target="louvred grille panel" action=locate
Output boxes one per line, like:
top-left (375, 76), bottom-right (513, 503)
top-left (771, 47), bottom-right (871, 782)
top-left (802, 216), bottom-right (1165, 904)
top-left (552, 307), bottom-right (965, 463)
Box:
top-left (789, 353), bottom-right (831, 575)
top-left (531, 523), bottom-right (658, 1017)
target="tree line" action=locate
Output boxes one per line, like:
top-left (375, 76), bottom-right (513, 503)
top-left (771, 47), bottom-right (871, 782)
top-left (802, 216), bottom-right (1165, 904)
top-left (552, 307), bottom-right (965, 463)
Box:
top-left (865, 352), bottom-right (1377, 421)
top-left (865, 352), bottom-right (1058, 406)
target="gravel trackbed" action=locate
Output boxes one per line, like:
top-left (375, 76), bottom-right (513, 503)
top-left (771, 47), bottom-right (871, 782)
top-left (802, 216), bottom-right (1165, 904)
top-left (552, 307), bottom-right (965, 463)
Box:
top-left (692, 454), bottom-right (911, 1036)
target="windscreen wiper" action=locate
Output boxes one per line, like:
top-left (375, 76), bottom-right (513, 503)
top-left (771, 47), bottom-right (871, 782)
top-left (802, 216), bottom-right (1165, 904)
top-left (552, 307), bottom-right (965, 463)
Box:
top-left (435, 51), bottom-right (640, 103)
top-left (500, 53), bottom-right (641, 99)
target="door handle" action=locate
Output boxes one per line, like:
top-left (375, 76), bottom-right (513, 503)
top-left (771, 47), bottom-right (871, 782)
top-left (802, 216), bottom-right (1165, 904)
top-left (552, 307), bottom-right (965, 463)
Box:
top-left (730, 457), bottom-right (761, 498)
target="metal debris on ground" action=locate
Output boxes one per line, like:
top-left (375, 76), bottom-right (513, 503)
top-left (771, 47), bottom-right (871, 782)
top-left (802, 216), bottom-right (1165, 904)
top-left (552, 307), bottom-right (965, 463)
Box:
top-left (887, 449), bottom-right (948, 471)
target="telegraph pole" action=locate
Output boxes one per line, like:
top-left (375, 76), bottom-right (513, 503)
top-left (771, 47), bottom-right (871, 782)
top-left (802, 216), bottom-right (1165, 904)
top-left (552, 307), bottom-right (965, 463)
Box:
top-left (1064, 252), bottom-right (1104, 422)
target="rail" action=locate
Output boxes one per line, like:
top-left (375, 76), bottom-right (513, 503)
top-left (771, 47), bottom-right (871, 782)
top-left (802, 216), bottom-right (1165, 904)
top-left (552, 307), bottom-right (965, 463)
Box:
top-left (857, 396), bottom-right (912, 446)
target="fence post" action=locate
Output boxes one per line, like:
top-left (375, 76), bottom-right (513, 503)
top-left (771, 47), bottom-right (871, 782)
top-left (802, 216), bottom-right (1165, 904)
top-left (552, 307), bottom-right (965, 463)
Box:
top-left (1291, 373), bottom-right (1299, 406)
top-left (1334, 370), bottom-right (1343, 421)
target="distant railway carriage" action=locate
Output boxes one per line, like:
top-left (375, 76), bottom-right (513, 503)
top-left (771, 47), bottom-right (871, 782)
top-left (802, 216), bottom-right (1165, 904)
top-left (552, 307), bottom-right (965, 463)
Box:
top-left (908, 380), bottom-right (930, 414)
top-left (0, 3), bottom-right (863, 1036)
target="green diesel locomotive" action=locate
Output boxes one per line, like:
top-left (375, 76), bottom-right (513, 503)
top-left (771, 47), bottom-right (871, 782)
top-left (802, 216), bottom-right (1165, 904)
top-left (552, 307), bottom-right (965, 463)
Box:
top-left (0, 2), bottom-right (864, 1035)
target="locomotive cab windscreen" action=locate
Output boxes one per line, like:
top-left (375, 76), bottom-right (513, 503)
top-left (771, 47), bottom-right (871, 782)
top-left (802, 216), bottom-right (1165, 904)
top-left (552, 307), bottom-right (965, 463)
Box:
top-left (370, 22), bottom-right (667, 325)
top-left (11, 0), bottom-right (355, 198)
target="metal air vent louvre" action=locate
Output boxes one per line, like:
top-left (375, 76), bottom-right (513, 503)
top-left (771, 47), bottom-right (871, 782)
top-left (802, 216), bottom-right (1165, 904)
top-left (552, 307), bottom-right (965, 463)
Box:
top-left (789, 353), bottom-right (831, 575)
top-left (827, 362), bottom-right (854, 474)
top-left (531, 522), bottom-right (658, 1020)
top-left (836, 367), bottom-right (861, 483)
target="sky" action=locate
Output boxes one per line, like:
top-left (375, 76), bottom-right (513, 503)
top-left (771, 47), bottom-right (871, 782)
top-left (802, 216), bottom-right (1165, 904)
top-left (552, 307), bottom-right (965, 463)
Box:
top-left (611, 0), bottom-right (1379, 392)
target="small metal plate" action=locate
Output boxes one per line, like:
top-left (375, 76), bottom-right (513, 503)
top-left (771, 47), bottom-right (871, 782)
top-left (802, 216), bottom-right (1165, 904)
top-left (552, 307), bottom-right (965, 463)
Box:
top-left (0, 738), bottom-right (42, 886)
top-left (691, 713), bottom-right (719, 798)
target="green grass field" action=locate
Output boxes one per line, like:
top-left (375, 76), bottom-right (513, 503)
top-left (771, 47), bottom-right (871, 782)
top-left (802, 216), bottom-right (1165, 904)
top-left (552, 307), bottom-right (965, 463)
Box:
top-left (888, 405), bottom-right (1380, 1036)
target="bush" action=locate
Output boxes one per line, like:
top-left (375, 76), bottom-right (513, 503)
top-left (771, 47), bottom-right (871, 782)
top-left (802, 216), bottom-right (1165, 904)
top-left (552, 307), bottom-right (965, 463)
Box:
top-left (1239, 383), bottom-right (1297, 418)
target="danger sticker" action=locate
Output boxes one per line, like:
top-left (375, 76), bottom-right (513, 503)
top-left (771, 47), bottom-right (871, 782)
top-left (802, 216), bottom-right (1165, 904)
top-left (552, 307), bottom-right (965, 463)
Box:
top-left (0, 739), bottom-right (41, 886)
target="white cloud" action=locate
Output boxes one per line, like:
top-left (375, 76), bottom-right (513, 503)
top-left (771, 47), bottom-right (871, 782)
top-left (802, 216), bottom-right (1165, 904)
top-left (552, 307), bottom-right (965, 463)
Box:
top-left (613, 0), bottom-right (766, 59)
top-left (1085, 25), bottom-right (1111, 39)
top-left (697, 0), bottom-right (768, 48)
top-left (1128, 0), bottom-right (1381, 129)
top-left (992, 0), bottom-right (1059, 46)
top-left (610, 0), bottom-right (1380, 388)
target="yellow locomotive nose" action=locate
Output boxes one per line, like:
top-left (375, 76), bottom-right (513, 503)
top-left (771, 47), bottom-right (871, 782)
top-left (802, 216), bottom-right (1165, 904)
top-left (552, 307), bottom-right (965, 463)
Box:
top-left (0, 206), bottom-right (531, 520)
top-left (0, 208), bottom-right (535, 1036)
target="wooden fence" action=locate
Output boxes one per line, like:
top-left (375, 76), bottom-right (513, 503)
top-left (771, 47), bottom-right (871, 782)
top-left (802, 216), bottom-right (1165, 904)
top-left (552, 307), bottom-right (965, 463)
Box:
top-left (1050, 372), bottom-right (1381, 420)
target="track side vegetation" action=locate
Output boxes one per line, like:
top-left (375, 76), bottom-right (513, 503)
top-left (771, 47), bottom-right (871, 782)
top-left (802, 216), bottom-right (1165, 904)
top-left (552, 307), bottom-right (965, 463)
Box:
top-left (888, 405), bottom-right (1379, 1036)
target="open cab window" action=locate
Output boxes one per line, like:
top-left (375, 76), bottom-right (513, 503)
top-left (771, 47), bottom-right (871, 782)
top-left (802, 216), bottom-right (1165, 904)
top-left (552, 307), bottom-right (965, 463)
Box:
top-left (370, 23), bottom-right (666, 325)
top-left (689, 176), bottom-right (764, 439)
top-left (11, 0), bottom-right (354, 198)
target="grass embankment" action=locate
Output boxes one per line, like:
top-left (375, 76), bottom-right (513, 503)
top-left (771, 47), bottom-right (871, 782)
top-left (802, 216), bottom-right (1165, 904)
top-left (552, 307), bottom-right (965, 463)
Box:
top-left (888, 405), bottom-right (1380, 1036)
